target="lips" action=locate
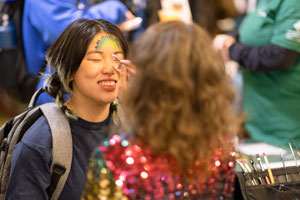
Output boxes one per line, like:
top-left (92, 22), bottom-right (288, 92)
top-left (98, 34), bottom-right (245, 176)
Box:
top-left (98, 79), bottom-right (117, 91)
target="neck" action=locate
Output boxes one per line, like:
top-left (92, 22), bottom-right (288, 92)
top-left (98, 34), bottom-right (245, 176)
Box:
top-left (66, 97), bottom-right (110, 123)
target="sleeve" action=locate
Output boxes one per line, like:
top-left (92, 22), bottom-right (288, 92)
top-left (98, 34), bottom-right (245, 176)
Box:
top-left (228, 31), bottom-right (239, 40)
top-left (5, 142), bottom-right (52, 200)
top-left (270, 0), bottom-right (300, 52)
top-left (27, 0), bottom-right (128, 46)
top-left (229, 42), bottom-right (299, 72)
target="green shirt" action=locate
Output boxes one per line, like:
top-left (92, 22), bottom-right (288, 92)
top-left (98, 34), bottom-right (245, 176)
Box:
top-left (239, 0), bottom-right (300, 146)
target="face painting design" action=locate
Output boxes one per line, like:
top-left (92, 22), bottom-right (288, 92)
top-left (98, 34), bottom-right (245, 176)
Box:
top-left (95, 36), bottom-right (121, 51)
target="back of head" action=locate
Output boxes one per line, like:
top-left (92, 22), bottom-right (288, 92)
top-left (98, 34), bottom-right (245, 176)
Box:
top-left (125, 21), bottom-right (239, 173)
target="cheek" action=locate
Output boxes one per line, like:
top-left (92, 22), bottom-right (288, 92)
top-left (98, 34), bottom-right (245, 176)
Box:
top-left (77, 63), bottom-right (101, 79)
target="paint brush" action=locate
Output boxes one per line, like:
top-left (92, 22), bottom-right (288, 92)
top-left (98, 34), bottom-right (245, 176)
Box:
top-left (280, 147), bottom-right (289, 182)
top-left (289, 142), bottom-right (298, 167)
top-left (235, 153), bottom-right (248, 172)
top-left (249, 155), bottom-right (263, 184)
top-left (236, 153), bottom-right (256, 185)
top-left (239, 153), bottom-right (258, 185)
top-left (240, 153), bottom-right (252, 173)
top-left (112, 54), bottom-right (122, 63)
top-left (256, 154), bottom-right (270, 184)
top-left (256, 154), bottom-right (264, 171)
top-left (236, 159), bottom-right (248, 173)
top-left (112, 54), bottom-right (136, 76)
top-left (248, 155), bottom-right (258, 172)
top-left (263, 152), bottom-right (275, 184)
top-left (293, 139), bottom-right (300, 158)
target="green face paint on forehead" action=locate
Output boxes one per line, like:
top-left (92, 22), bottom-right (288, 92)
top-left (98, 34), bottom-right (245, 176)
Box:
top-left (95, 36), bottom-right (121, 51)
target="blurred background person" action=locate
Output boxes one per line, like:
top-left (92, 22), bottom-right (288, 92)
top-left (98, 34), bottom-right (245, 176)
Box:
top-left (147, 0), bottom-right (238, 36)
top-left (213, 0), bottom-right (300, 146)
top-left (189, 0), bottom-right (238, 35)
top-left (82, 21), bottom-right (241, 199)
top-left (23, 0), bottom-right (132, 76)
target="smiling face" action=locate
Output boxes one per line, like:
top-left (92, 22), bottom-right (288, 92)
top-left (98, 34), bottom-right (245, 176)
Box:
top-left (71, 33), bottom-right (124, 106)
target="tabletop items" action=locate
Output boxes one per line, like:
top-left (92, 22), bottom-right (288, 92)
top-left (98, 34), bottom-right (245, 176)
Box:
top-left (235, 140), bottom-right (300, 200)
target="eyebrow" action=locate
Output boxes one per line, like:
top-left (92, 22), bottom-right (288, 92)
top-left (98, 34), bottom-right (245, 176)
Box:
top-left (86, 50), bottom-right (123, 55)
top-left (86, 50), bottom-right (103, 55)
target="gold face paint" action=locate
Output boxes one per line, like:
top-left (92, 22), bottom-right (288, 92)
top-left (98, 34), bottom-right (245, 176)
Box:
top-left (95, 36), bottom-right (121, 51)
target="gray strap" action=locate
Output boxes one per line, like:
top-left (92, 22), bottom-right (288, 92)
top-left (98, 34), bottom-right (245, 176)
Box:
top-left (40, 103), bottom-right (72, 200)
top-left (28, 88), bottom-right (44, 108)
top-left (1, 106), bottom-right (41, 195)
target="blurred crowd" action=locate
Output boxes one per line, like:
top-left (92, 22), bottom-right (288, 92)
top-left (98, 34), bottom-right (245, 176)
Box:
top-left (0, 0), bottom-right (242, 115)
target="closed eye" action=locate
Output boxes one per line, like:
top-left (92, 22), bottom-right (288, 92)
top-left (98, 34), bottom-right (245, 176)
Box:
top-left (88, 59), bottom-right (102, 62)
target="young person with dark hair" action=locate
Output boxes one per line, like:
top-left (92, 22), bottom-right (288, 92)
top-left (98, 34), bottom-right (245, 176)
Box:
top-left (5, 18), bottom-right (131, 200)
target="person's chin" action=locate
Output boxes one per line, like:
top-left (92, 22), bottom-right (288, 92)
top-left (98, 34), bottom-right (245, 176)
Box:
top-left (99, 95), bottom-right (118, 105)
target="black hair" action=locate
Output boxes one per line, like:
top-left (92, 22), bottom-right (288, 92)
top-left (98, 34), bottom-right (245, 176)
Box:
top-left (44, 19), bottom-right (129, 108)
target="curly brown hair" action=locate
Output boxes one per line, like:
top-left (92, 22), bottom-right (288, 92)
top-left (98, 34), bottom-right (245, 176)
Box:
top-left (124, 21), bottom-right (240, 174)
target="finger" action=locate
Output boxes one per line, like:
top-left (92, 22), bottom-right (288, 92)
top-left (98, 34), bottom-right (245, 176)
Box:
top-left (120, 63), bottom-right (128, 83)
top-left (112, 65), bottom-right (121, 74)
top-left (119, 59), bottom-right (132, 66)
top-left (212, 37), bottom-right (221, 50)
top-left (213, 36), bottom-right (225, 51)
top-left (126, 66), bottom-right (136, 75)
top-left (222, 49), bottom-right (230, 62)
top-left (125, 11), bottom-right (135, 20)
top-left (119, 60), bottom-right (136, 74)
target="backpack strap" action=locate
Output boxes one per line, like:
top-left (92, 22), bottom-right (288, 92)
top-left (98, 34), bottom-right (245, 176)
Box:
top-left (28, 87), bottom-right (45, 108)
top-left (40, 103), bottom-right (72, 200)
top-left (0, 106), bottom-right (42, 196)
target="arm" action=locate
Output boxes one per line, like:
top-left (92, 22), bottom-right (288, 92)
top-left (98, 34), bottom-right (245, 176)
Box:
top-left (229, 42), bottom-right (299, 72)
top-left (26, 0), bottom-right (129, 45)
top-left (5, 142), bottom-right (52, 200)
top-left (213, 0), bottom-right (300, 72)
top-left (213, 34), bottom-right (299, 72)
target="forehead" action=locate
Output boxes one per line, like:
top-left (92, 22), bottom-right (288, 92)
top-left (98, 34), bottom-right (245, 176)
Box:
top-left (88, 33), bottom-right (121, 51)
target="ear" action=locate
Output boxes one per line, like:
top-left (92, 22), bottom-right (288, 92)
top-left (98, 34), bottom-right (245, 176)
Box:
top-left (69, 78), bottom-right (74, 90)
top-left (68, 76), bottom-right (74, 89)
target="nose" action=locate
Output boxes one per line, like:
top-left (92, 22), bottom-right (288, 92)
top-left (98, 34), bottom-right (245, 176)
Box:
top-left (102, 59), bottom-right (115, 75)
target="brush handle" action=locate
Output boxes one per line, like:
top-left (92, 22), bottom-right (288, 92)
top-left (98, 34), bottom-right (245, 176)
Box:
top-left (265, 176), bottom-right (270, 184)
top-left (267, 168), bottom-right (274, 184)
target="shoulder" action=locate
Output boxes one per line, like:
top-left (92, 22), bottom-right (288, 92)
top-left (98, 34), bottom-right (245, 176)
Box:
top-left (21, 115), bottom-right (52, 154)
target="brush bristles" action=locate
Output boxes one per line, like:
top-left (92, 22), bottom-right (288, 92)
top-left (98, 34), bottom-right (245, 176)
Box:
top-left (249, 155), bottom-right (253, 161)
top-left (256, 154), bottom-right (261, 161)
top-left (240, 153), bottom-right (247, 159)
